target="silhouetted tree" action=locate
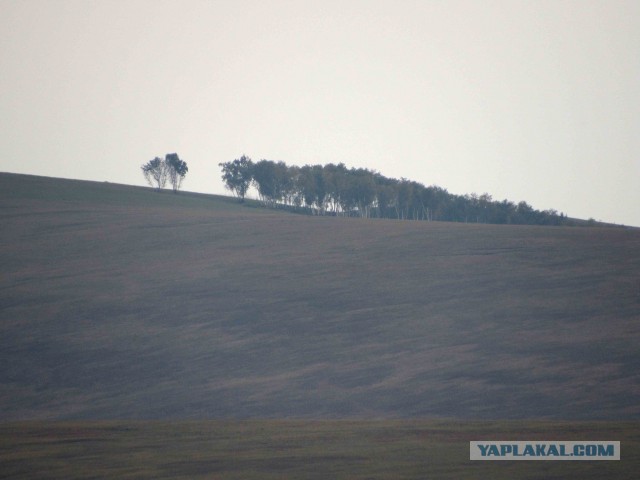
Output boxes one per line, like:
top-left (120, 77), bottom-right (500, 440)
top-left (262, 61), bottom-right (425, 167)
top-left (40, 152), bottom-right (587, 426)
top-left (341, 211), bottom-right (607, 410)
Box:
top-left (219, 155), bottom-right (253, 201)
top-left (252, 159), bottom-right (287, 206)
top-left (275, 161), bottom-right (294, 205)
top-left (215, 157), bottom-right (572, 226)
top-left (141, 156), bottom-right (169, 191)
top-left (323, 163), bottom-right (349, 214)
top-left (348, 168), bottom-right (376, 218)
top-left (166, 153), bottom-right (188, 193)
top-left (396, 179), bottom-right (413, 220)
top-left (297, 165), bottom-right (326, 214)
top-left (142, 154), bottom-right (188, 193)
top-left (373, 176), bottom-right (395, 219)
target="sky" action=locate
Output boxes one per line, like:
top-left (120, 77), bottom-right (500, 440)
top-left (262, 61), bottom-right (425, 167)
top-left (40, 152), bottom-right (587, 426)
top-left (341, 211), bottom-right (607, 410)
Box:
top-left (1, 0), bottom-right (638, 226)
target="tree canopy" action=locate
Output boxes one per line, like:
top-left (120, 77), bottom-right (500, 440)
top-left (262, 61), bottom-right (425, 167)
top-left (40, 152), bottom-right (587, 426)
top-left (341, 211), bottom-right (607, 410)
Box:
top-left (219, 155), bottom-right (253, 201)
top-left (142, 153), bottom-right (188, 193)
top-left (141, 156), bottom-right (168, 191)
top-left (218, 157), bottom-right (568, 226)
top-left (166, 153), bottom-right (188, 193)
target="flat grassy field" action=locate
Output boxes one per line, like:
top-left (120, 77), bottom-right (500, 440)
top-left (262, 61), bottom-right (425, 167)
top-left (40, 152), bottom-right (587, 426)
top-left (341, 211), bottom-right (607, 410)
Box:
top-left (1, 420), bottom-right (639, 479)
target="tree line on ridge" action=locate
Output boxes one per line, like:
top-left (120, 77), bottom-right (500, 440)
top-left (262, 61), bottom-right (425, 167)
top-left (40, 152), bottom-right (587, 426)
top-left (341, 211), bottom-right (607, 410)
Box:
top-left (219, 155), bottom-right (569, 226)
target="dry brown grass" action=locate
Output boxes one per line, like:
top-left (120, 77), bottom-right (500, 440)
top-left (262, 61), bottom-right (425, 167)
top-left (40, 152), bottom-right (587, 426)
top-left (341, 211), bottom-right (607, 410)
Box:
top-left (1, 420), bottom-right (638, 479)
top-left (1, 173), bottom-right (639, 420)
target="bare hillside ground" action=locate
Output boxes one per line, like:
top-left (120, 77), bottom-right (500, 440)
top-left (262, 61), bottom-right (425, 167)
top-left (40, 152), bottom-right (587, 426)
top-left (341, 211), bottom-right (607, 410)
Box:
top-left (1, 173), bottom-right (639, 419)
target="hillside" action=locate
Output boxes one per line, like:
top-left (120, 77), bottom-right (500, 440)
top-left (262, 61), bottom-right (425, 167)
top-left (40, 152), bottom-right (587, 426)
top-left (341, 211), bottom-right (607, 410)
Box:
top-left (1, 172), bottom-right (639, 420)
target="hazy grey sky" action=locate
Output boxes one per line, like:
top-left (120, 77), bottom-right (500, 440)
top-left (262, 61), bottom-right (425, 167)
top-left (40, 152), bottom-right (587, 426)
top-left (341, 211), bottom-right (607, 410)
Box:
top-left (1, 0), bottom-right (638, 225)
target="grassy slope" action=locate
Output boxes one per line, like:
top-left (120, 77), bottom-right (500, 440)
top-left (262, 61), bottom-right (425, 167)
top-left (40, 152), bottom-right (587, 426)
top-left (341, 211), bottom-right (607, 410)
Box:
top-left (1, 172), bottom-right (639, 420)
top-left (2, 420), bottom-right (639, 480)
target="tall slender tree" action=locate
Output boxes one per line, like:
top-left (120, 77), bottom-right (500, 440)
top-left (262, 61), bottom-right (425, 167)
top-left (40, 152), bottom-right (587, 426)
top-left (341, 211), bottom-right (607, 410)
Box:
top-left (219, 155), bottom-right (254, 201)
top-left (166, 153), bottom-right (189, 193)
top-left (141, 156), bottom-right (168, 191)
